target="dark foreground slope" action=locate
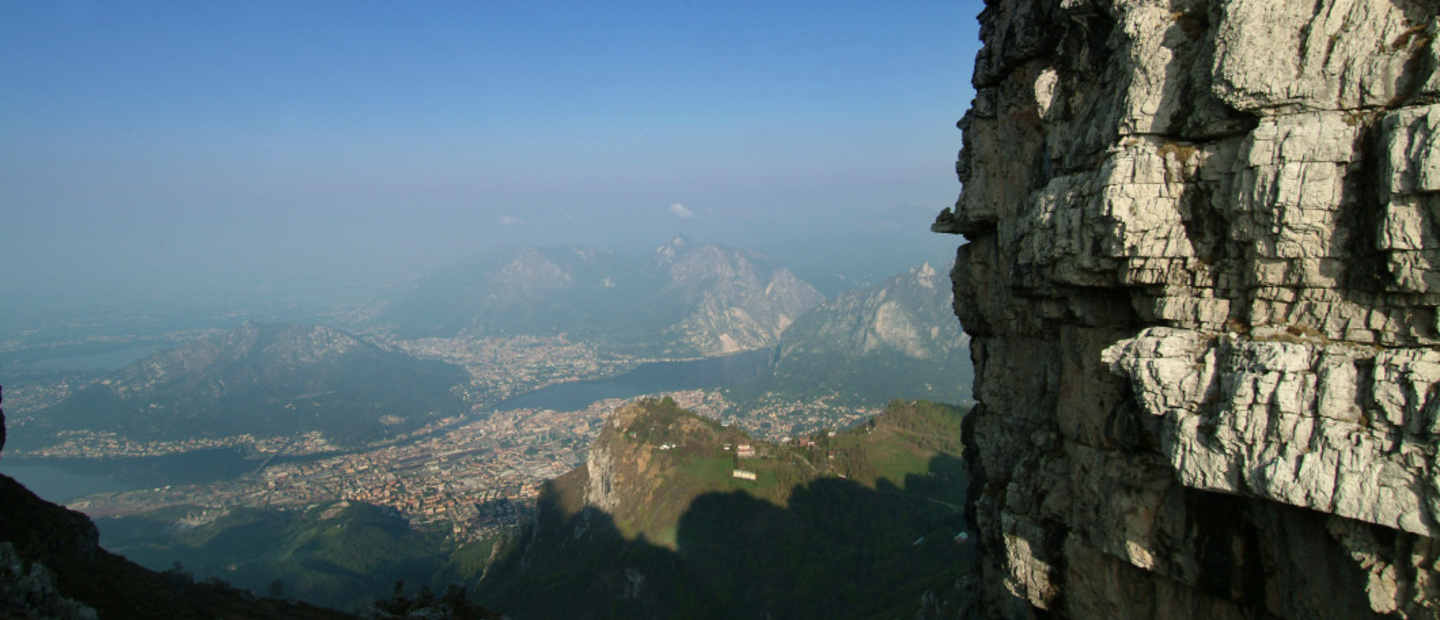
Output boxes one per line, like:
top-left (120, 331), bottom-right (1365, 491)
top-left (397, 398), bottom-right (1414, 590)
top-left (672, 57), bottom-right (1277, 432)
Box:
top-left (0, 384), bottom-right (352, 619)
top-left (476, 398), bottom-right (977, 619)
top-left (97, 500), bottom-right (500, 613)
top-left (0, 472), bottom-right (357, 620)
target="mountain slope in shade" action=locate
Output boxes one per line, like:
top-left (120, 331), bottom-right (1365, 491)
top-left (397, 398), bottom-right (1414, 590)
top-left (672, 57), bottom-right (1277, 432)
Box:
top-left (376, 238), bottom-right (824, 357)
top-left (729, 263), bottom-right (973, 407)
top-left (96, 500), bottom-right (501, 614)
top-left (26, 322), bottom-right (470, 447)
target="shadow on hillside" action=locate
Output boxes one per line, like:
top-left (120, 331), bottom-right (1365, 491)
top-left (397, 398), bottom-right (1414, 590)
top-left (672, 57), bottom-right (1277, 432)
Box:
top-left (475, 454), bottom-right (978, 620)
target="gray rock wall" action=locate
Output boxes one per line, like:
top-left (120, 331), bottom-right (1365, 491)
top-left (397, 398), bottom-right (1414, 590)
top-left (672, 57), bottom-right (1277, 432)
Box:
top-left (936, 0), bottom-right (1440, 617)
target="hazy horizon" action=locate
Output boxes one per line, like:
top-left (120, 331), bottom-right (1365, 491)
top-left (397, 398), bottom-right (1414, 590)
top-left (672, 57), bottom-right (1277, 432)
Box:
top-left (1, 1), bottom-right (983, 326)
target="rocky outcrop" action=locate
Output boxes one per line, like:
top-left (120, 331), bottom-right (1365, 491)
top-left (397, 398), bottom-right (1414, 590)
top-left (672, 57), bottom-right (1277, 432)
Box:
top-left (0, 542), bottom-right (98, 620)
top-left (580, 398), bottom-right (736, 533)
top-left (935, 0), bottom-right (1440, 618)
top-left (0, 389), bottom-right (94, 620)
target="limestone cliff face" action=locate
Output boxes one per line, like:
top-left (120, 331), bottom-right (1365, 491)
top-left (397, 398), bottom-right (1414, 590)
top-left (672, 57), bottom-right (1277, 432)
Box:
top-left (935, 1), bottom-right (1440, 618)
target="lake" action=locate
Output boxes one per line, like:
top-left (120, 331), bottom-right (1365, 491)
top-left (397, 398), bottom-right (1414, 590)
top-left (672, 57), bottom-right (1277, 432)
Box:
top-left (0, 447), bottom-right (258, 505)
top-left (495, 347), bottom-right (775, 411)
top-left (0, 461), bottom-right (138, 503)
top-left (17, 343), bottom-right (165, 371)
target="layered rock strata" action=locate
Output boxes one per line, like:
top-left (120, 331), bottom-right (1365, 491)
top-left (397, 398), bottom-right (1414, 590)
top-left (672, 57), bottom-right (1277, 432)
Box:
top-left (935, 0), bottom-right (1440, 617)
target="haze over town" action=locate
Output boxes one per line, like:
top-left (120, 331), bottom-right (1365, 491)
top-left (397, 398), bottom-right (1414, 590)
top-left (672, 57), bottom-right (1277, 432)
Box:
top-left (1, 1), bottom-right (984, 325)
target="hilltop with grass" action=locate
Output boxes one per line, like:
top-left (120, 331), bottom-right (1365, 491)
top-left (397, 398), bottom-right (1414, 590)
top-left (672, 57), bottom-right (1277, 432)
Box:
top-left (475, 397), bottom-right (977, 619)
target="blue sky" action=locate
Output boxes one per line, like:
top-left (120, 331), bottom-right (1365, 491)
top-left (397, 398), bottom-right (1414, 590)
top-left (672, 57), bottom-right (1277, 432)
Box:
top-left (0, 1), bottom-right (983, 316)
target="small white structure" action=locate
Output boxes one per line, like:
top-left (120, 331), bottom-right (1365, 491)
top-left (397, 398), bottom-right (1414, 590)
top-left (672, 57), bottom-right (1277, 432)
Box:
top-left (732, 469), bottom-right (757, 481)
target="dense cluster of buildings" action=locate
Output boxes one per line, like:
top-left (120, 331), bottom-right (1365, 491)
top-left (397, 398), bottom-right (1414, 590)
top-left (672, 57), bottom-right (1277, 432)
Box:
top-left (385, 334), bottom-right (632, 403)
top-left (19, 430), bottom-right (338, 460)
top-left (714, 400), bottom-right (878, 442)
top-left (70, 400), bottom-right (617, 539)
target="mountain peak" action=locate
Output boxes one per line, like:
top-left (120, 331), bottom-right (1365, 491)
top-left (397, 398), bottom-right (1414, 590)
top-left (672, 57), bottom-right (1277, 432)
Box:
top-left (913, 262), bottom-right (939, 289)
top-left (653, 234), bottom-right (692, 262)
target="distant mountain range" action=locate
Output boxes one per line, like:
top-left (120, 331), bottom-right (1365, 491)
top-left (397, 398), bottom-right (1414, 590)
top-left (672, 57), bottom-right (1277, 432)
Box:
top-left (15, 256), bottom-right (968, 451)
top-left (375, 237), bottom-right (824, 357)
top-left (475, 397), bottom-right (976, 619)
top-left (24, 322), bottom-right (470, 447)
top-left (726, 262), bottom-right (973, 407)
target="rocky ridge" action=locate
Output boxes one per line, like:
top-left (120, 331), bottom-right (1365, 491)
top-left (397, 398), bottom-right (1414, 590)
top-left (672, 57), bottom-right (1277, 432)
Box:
top-left (935, 0), bottom-right (1440, 618)
top-left (778, 263), bottom-right (966, 364)
top-left (730, 262), bottom-right (975, 408)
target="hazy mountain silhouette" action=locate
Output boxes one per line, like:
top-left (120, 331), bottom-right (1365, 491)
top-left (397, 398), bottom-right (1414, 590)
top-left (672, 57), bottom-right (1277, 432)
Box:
top-left (376, 239), bottom-right (824, 357)
top-left (23, 322), bottom-right (470, 448)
